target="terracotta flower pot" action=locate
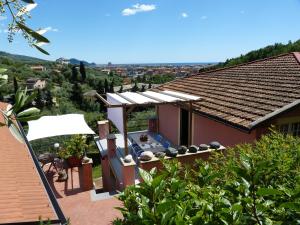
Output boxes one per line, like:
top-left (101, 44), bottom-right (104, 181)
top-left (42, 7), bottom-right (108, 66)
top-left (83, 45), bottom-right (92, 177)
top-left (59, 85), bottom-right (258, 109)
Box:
top-left (67, 156), bottom-right (82, 168)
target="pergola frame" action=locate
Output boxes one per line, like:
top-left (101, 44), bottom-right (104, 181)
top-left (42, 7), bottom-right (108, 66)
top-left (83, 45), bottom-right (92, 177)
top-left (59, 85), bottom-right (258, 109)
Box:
top-left (96, 90), bottom-right (202, 155)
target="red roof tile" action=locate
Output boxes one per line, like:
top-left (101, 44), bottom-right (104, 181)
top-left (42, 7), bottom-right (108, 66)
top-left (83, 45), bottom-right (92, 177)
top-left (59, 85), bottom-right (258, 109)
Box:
top-left (157, 52), bottom-right (300, 130)
top-left (0, 102), bottom-right (58, 224)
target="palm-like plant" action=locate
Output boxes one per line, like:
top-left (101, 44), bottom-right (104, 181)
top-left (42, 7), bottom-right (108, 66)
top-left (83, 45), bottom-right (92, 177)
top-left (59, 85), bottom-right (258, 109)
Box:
top-left (0, 70), bottom-right (40, 141)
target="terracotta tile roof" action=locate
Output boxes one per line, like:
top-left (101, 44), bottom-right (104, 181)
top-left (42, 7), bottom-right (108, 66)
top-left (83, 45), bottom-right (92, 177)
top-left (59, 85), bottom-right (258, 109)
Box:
top-left (0, 102), bottom-right (58, 224)
top-left (156, 52), bottom-right (300, 130)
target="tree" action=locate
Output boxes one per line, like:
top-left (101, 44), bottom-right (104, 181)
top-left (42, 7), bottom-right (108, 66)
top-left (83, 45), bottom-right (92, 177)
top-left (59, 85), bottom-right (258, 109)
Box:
top-left (45, 90), bottom-right (53, 108)
top-left (79, 61), bottom-right (87, 82)
top-left (35, 89), bottom-right (44, 109)
top-left (109, 79), bottom-right (114, 93)
top-left (71, 82), bottom-right (83, 105)
top-left (71, 66), bottom-right (78, 82)
top-left (13, 76), bottom-right (19, 94)
top-left (131, 81), bottom-right (139, 92)
top-left (148, 82), bottom-right (152, 89)
top-left (97, 80), bottom-right (105, 95)
top-left (104, 78), bottom-right (109, 94)
top-left (141, 85), bottom-right (146, 92)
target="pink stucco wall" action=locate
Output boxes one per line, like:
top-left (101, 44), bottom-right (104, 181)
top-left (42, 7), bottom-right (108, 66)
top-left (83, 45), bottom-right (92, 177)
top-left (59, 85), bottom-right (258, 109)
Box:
top-left (193, 114), bottom-right (257, 147)
top-left (158, 105), bottom-right (179, 145)
top-left (158, 104), bottom-right (257, 148)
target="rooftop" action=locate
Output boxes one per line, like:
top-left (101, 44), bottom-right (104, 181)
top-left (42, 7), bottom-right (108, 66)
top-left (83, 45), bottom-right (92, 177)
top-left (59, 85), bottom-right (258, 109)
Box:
top-left (157, 52), bottom-right (300, 130)
top-left (0, 103), bottom-right (59, 224)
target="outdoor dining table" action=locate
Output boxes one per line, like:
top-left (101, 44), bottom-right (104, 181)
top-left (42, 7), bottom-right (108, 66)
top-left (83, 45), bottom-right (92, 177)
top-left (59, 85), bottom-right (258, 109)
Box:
top-left (128, 131), bottom-right (166, 154)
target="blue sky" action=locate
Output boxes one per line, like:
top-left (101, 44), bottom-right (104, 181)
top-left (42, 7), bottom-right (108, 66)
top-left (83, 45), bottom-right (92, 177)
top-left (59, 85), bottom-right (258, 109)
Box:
top-left (1, 0), bottom-right (300, 64)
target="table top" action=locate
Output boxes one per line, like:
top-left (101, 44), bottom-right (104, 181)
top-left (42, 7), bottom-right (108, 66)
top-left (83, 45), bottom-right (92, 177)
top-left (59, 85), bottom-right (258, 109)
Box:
top-left (128, 131), bottom-right (165, 153)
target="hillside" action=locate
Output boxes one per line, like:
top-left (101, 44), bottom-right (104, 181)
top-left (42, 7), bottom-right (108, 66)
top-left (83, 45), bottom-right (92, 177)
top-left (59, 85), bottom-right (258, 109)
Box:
top-left (0, 51), bottom-right (49, 64)
top-left (219, 39), bottom-right (300, 68)
top-left (69, 58), bottom-right (97, 67)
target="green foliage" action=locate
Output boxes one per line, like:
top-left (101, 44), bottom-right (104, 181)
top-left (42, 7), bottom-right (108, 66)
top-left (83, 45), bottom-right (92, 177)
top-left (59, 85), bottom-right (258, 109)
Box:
top-left (71, 82), bottom-right (83, 105)
top-left (79, 61), bottom-right (87, 82)
top-left (58, 135), bottom-right (87, 159)
top-left (0, 88), bottom-right (40, 141)
top-left (147, 74), bottom-right (175, 84)
top-left (1, 0), bottom-right (50, 54)
top-left (202, 39), bottom-right (300, 71)
top-left (115, 131), bottom-right (300, 224)
top-left (131, 81), bottom-right (139, 92)
top-left (71, 66), bottom-right (78, 82)
top-left (127, 108), bottom-right (155, 132)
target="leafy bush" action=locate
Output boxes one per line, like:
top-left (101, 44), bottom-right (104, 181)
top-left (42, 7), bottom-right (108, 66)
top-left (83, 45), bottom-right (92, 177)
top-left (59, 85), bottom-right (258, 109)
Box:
top-left (58, 135), bottom-right (87, 159)
top-left (114, 131), bottom-right (300, 224)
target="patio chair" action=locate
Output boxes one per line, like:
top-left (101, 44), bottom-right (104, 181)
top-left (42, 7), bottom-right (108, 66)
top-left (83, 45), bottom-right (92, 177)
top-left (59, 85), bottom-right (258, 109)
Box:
top-left (163, 141), bottom-right (171, 149)
top-left (38, 152), bottom-right (59, 173)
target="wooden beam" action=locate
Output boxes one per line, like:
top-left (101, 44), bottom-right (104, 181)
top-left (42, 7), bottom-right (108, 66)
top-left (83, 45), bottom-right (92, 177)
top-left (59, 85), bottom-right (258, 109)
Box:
top-left (122, 105), bottom-right (129, 156)
top-left (188, 101), bottom-right (193, 146)
top-left (95, 93), bottom-right (110, 106)
top-left (156, 105), bottom-right (160, 133)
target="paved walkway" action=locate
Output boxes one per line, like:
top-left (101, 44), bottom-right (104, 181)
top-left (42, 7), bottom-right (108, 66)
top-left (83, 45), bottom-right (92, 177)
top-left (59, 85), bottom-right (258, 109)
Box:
top-left (46, 167), bottom-right (122, 225)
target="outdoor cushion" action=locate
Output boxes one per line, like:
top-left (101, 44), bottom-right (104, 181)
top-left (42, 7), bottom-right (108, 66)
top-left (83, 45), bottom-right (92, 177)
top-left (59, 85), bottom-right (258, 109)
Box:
top-left (189, 145), bottom-right (198, 153)
top-left (209, 141), bottom-right (221, 149)
top-left (178, 145), bottom-right (188, 154)
top-left (154, 151), bottom-right (166, 158)
top-left (166, 147), bottom-right (178, 157)
top-left (140, 151), bottom-right (154, 161)
top-left (155, 134), bottom-right (163, 142)
top-left (163, 141), bottom-right (171, 149)
top-left (199, 144), bottom-right (209, 151)
top-left (124, 154), bottom-right (133, 163)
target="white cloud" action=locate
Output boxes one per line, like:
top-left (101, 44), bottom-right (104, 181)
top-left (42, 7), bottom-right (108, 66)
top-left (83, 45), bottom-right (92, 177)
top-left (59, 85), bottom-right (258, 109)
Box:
top-left (181, 12), bottom-right (188, 18)
top-left (201, 15), bottom-right (208, 20)
top-left (36, 26), bottom-right (58, 35)
top-left (122, 4), bottom-right (156, 16)
top-left (0, 16), bottom-right (7, 21)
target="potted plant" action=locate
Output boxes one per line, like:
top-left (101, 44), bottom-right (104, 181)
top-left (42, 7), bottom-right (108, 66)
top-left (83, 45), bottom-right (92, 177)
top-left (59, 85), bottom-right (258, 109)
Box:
top-left (59, 135), bottom-right (87, 167)
top-left (139, 134), bottom-right (148, 142)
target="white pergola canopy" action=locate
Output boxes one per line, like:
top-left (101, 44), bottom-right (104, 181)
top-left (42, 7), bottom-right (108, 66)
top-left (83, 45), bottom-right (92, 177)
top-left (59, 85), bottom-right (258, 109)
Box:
top-left (107, 90), bottom-right (200, 106)
top-left (27, 114), bottom-right (95, 141)
top-left (105, 90), bottom-right (202, 154)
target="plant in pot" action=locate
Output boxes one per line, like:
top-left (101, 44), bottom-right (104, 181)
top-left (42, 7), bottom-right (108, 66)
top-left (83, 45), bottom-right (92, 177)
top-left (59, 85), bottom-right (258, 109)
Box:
top-left (59, 135), bottom-right (87, 168)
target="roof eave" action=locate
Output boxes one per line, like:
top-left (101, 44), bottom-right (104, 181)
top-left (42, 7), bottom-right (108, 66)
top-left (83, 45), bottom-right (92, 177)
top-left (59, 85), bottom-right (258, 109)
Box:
top-left (249, 99), bottom-right (300, 130)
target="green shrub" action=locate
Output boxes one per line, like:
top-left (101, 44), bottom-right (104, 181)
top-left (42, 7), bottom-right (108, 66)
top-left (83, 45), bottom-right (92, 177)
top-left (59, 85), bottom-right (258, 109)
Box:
top-left (114, 131), bottom-right (300, 224)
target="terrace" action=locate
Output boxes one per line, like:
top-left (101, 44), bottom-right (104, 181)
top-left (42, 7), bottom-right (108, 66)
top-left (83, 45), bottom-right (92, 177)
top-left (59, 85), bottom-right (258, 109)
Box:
top-left (95, 90), bottom-right (226, 192)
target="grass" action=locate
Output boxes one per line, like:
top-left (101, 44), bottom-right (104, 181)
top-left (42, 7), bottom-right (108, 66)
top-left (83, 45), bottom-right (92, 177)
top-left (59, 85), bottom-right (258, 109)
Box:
top-left (92, 164), bottom-right (102, 179)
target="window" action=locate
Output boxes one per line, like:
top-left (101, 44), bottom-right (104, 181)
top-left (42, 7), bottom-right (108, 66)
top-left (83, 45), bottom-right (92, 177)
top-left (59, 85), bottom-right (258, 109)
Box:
top-left (278, 122), bottom-right (300, 136)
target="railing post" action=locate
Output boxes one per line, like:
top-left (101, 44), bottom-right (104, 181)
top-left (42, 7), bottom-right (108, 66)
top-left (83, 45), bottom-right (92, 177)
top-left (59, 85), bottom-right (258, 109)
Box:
top-left (107, 134), bottom-right (117, 158)
top-left (79, 157), bottom-right (93, 191)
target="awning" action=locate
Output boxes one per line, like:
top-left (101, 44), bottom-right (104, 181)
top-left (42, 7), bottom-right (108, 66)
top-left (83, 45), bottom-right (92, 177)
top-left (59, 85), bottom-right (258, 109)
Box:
top-left (27, 114), bottom-right (95, 141)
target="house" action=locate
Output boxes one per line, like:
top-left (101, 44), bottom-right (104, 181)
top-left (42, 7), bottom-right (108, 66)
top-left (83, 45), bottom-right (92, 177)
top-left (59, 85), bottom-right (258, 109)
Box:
top-left (155, 52), bottom-right (300, 147)
top-left (0, 102), bottom-right (66, 224)
top-left (95, 52), bottom-right (300, 193)
top-left (30, 65), bottom-right (47, 72)
top-left (26, 78), bottom-right (46, 90)
top-left (56, 57), bottom-right (70, 65)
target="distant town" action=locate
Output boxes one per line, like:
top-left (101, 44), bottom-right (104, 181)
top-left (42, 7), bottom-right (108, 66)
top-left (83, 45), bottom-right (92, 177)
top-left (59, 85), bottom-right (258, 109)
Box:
top-left (56, 57), bottom-right (217, 79)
